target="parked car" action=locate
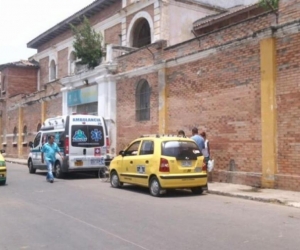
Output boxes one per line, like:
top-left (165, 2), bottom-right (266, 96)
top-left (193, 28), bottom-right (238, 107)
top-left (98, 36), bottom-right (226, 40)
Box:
top-left (0, 153), bottom-right (6, 185)
top-left (109, 135), bottom-right (208, 197)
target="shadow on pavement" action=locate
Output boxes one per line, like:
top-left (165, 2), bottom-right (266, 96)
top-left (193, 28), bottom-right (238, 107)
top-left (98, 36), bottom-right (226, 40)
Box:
top-left (115, 184), bottom-right (208, 198)
top-left (34, 171), bottom-right (97, 180)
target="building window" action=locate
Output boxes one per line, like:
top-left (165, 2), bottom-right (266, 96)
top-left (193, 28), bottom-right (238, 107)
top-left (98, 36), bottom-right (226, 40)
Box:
top-left (37, 123), bottom-right (41, 132)
top-left (136, 79), bottom-right (150, 121)
top-left (76, 102), bottom-right (98, 115)
top-left (132, 18), bottom-right (151, 48)
top-left (50, 60), bottom-right (56, 80)
top-left (13, 127), bottom-right (17, 145)
top-left (23, 125), bottom-right (27, 142)
top-left (69, 51), bottom-right (77, 75)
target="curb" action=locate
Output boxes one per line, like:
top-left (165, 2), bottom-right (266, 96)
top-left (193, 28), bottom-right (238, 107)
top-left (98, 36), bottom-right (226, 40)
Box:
top-left (208, 190), bottom-right (293, 207)
top-left (6, 160), bottom-right (27, 165)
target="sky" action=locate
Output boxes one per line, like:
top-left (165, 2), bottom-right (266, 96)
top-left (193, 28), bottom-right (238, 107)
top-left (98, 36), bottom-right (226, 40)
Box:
top-left (0, 0), bottom-right (95, 65)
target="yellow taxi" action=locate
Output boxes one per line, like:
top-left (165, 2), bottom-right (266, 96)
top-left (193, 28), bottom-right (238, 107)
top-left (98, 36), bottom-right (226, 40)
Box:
top-left (0, 153), bottom-right (6, 186)
top-left (109, 135), bottom-right (208, 197)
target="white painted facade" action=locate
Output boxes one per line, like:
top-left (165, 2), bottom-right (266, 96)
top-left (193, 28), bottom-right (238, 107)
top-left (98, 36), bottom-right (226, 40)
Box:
top-left (60, 63), bottom-right (118, 155)
top-left (198, 0), bottom-right (258, 9)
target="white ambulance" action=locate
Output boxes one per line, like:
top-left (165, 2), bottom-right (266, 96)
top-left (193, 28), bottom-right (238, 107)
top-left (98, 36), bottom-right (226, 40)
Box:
top-left (28, 115), bottom-right (111, 178)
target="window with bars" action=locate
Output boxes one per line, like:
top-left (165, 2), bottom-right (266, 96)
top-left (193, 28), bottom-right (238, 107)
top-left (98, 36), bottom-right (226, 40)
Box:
top-left (136, 79), bottom-right (150, 121)
top-left (13, 127), bottom-right (17, 142)
top-left (23, 125), bottom-right (27, 142)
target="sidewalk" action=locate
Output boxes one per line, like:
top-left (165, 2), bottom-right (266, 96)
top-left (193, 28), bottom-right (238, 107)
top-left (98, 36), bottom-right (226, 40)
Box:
top-left (5, 157), bottom-right (300, 209)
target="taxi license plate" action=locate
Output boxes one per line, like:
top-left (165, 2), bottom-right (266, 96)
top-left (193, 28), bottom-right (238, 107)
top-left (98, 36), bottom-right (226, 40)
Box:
top-left (75, 160), bottom-right (83, 167)
top-left (181, 160), bottom-right (191, 167)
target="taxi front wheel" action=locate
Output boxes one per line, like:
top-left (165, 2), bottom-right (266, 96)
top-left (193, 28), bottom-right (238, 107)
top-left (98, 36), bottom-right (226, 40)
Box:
top-left (149, 177), bottom-right (162, 197)
top-left (110, 171), bottom-right (123, 188)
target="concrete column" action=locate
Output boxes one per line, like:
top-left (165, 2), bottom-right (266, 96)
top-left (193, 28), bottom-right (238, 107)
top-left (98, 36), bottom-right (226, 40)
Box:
top-left (18, 106), bottom-right (23, 157)
top-left (260, 37), bottom-right (277, 188)
top-left (158, 65), bottom-right (168, 134)
top-left (61, 88), bottom-right (69, 115)
top-left (41, 101), bottom-right (47, 123)
top-left (95, 74), bottom-right (117, 156)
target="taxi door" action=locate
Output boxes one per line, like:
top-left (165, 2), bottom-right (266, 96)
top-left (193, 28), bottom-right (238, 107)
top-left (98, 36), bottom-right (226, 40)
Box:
top-left (120, 140), bottom-right (141, 184)
top-left (135, 140), bottom-right (154, 186)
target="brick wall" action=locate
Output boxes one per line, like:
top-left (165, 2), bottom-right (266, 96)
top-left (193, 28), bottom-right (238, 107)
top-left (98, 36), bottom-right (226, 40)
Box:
top-left (117, 42), bottom-right (160, 72)
top-left (115, 5), bottom-right (300, 191)
top-left (104, 23), bottom-right (122, 45)
top-left (4, 81), bottom-right (62, 158)
top-left (276, 32), bottom-right (300, 190)
top-left (5, 67), bottom-right (38, 97)
top-left (57, 47), bottom-right (69, 78)
top-left (166, 40), bottom-right (262, 184)
top-left (46, 95), bottom-right (62, 118)
top-left (5, 108), bottom-right (18, 159)
top-left (39, 57), bottom-right (49, 85)
top-left (116, 72), bottom-right (159, 152)
top-left (279, 0), bottom-right (300, 24)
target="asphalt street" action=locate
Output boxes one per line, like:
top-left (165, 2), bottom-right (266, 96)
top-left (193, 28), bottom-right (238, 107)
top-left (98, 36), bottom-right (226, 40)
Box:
top-left (1, 162), bottom-right (300, 250)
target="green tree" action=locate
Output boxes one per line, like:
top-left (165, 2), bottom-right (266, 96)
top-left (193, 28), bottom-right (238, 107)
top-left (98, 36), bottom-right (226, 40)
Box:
top-left (259, 0), bottom-right (279, 10)
top-left (70, 16), bottom-right (103, 69)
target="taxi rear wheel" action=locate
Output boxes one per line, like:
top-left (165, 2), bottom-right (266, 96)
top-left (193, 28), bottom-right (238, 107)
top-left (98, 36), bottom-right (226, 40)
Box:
top-left (149, 177), bottom-right (162, 197)
top-left (191, 187), bottom-right (204, 195)
top-left (110, 171), bottom-right (122, 188)
top-left (28, 159), bottom-right (36, 174)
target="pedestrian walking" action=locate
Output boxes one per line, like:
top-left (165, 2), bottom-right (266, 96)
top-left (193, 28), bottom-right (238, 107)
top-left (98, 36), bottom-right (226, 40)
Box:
top-left (41, 135), bottom-right (63, 183)
top-left (200, 131), bottom-right (210, 164)
top-left (191, 127), bottom-right (205, 152)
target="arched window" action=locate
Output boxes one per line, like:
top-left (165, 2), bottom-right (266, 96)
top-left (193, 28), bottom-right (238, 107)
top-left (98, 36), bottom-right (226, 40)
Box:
top-left (136, 79), bottom-right (150, 121)
top-left (13, 127), bottom-right (17, 142)
top-left (23, 125), bottom-right (27, 142)
top-left (37, 123), bottom-right (41, 132)
top-left (50, 60), bottom-right (56, 80)
top-left (69, 51), bottom-right (77, 75)
top-left (131, 18), bottom-right (151, 48)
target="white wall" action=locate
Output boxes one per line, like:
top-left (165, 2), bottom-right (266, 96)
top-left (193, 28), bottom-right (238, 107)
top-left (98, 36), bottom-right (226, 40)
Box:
top-left (198, 0), bottom-right (258, 8)
top-left (167, 1), bottom-right (217, 46)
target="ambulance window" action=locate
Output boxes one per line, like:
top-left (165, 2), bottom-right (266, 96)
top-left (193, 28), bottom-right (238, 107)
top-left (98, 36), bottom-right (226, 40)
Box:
top-left (71, 125), bottom-right (104, 147)
top-left (52, 132), bottom-right (65, 148)
top-left (33, 132), bottom-right (41, 148)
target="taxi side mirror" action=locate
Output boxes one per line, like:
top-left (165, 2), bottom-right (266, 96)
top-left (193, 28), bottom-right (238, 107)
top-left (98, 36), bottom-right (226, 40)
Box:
top-left (119, 150), bottom-right (125, 156)
top-left (28, 141), bottom-right (33, 148)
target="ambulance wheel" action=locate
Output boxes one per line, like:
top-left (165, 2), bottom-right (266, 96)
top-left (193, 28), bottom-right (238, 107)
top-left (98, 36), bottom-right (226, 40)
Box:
top-left (28, 159), bottom-right (36, 174)
top-left (54, 161), bottom-right (64, 179)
